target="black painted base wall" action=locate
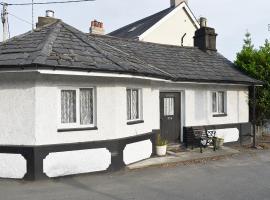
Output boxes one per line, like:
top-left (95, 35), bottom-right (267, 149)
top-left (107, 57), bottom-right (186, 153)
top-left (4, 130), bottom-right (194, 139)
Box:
top-left (183, 122), bottom-right (252, 147)
top-left (0, 132), bottom-right (156, 180)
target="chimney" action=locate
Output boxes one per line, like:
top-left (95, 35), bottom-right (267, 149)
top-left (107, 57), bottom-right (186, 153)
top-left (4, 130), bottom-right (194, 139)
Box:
top-left (89, 20), bottom-right (105, 35)
top-left (36, 10), bottom-right (58, 28)
top-left (194, 17), bottom-right (218, 52)
top-left (170, 0), bottom-right (188, 7)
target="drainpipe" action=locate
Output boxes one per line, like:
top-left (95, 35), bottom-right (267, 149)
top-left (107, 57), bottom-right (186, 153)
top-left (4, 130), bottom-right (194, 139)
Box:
top-left (181, 33), bottom-right (187, 46)
top-left (252, 85), bottom-right (256, 148)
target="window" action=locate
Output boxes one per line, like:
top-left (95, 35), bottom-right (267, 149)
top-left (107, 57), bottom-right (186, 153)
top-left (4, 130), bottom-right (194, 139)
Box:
top-left (212, 91), bottom-right (226, 114)
top-left (60, 88), bottom-right (95, 129)
top-left (164, 97), bottom-right (174, 116)
top-left (127, 89), bottom-right (142, 121)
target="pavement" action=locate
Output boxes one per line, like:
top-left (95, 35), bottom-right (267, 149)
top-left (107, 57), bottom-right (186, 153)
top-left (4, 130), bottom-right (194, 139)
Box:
top-left (127, 146), bottom-right (239, 170)
top-left (0, 149), bottom-right (270, 200)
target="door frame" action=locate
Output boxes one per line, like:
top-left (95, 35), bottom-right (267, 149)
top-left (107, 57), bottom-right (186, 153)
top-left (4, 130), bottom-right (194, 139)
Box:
top-left (159, 90), bottom-right (185, 143)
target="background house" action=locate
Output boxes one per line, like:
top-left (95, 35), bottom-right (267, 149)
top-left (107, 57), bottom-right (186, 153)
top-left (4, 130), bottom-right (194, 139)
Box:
top-left (109, 0), bottom-right (199, 47)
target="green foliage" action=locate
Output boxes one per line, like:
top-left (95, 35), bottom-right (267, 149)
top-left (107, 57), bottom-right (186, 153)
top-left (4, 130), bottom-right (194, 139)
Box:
top-left (235, 32), bottom-right (270, 125)
top-left (156, 133), bottom-right (168, 146)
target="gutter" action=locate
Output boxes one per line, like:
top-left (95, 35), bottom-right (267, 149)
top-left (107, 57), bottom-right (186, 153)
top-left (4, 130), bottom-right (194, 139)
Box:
top-left (0, 64), bottom-right (262, 86)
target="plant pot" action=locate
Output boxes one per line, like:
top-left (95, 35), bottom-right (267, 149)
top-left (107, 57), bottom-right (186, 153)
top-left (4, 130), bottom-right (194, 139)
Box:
top-left (217, 138), bottom-right (224, 149)
top-left (156, 145), bottom-right (167, 156)
top-left (214, 137), bottom-right (224, 149)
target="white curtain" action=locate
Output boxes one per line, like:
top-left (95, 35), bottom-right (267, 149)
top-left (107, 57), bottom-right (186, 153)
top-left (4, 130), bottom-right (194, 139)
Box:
top-left (212, 92), bottom-right (217, 113)
top-left (131, 89), bottom-right (139, 120)
top-left (61, 90), bottom-right (76, 123)
top-left (164, 97), bottom-right (174, 116)
top-left (80, 89), bottom-right (93, 125)
top-left (127, 89), bottom-right (139, 120)
top-left (127, 89), bottom-right (131, 120)
top-left (218, 92), bottom-right (225, 113)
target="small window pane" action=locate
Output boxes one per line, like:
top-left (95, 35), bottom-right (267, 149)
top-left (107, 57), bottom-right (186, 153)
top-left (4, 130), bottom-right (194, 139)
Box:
top-left (131, 89), bottom-right (139, 119)
top-left (218, 92), bottom-right (225, 113)
top-left (80, 88), bottom-right (93, 125)
top-left (127, 89), bottom-right (132, 120)
top-left (127, 89), bottom-right (140, 120)
top-left (164, 97), bottom-right (174, 116)
top-left (61, 90), bottom-right (76, 123)
top-left (212, 92), bottom-right (217, 113)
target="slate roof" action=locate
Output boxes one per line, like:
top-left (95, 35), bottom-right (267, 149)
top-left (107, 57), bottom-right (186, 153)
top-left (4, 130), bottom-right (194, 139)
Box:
top-left (93, 35), bottom-right (261, 84)
top-left (0, 20), bottom-right (261, 85)
top-left (0, 20), bottom-right (170, 79)
top-left (108, 7), bottom-right (174, 39)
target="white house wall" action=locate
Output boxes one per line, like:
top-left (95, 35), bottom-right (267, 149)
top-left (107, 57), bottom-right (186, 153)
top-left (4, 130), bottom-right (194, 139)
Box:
top-left (0, 72), bottom-right (249, 147)
top-left (156, 82), bottom-right (249, 127)
top-left (34, 75), bottom-right (160, 145)
top-left (184, 88), bottom-right (249, 126)
top-left (0, 73), bottom-right (36, 145)
top-left (140, 7), bottom-right (197, 47)
top-left (43, 148), bottom-right (111, 177)
top-left (123, 139), bottom-right (152, 165)
top-left (0, 153), bottom-right (27, 179)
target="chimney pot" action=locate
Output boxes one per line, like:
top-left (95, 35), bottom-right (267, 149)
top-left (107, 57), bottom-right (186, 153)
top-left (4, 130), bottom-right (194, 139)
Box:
top-left (199, 17), bottom-right (207, 28)
top-left (45, 10), bottom-right (55, 18)
top-left (90, 19), bottom-right (105, 35)
top-left (36, 10), bottom-right (58, 28)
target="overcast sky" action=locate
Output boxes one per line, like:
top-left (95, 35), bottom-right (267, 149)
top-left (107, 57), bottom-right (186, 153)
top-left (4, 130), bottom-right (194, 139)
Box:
top-left (2, 0), bottom-right (270, 61)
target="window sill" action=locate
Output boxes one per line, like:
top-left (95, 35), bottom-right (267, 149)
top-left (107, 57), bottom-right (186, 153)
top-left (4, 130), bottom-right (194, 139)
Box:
top-left (127, 120), bottom-right (144, 125)
top-left (213, 114), bottom-right (228, 117)
top-left (57, 127), bottom-right (98, 132)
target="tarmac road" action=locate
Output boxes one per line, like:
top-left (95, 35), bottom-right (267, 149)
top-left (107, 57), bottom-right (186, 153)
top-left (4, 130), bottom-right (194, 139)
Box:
top-left (0, 150), bottom-right (270, 200)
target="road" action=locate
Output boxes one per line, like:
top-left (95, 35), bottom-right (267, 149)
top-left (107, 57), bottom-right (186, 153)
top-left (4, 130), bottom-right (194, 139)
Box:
top-left (0, 150), bottom-right (270, 200)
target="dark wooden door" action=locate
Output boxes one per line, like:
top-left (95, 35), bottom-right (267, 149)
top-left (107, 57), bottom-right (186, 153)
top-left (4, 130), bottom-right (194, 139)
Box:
top-left (160, 92), bottom-right (181, 143)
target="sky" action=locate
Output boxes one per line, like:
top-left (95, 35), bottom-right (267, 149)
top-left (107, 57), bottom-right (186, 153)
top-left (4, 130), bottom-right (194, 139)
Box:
top-left (1, 0), bottom-right (270, 61)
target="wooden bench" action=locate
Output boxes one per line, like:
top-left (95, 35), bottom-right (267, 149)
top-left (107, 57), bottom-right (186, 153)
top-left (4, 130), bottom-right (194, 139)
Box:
top-left (184, 127), bottom-right (216, 153)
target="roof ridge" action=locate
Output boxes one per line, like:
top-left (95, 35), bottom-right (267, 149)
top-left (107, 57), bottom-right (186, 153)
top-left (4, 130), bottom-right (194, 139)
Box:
top-left (33, 20), bottom-right (62, 64)
top-left (93, 34), bottom-right (199, 50)
top-left (62, 22), bottom-right (170, 77)
top-left (60, 22), bottom-right (131, 71)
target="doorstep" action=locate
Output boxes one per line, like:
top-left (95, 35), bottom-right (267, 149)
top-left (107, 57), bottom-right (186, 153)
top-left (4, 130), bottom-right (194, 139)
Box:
top-left (127, 146), bottom-right (240, 170)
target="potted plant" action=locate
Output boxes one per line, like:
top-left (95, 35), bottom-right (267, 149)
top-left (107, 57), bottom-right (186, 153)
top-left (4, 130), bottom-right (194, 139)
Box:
top-left (156, 133), bottom-right (168, 156)
top-left (213, 137), bottom-right (224, 150)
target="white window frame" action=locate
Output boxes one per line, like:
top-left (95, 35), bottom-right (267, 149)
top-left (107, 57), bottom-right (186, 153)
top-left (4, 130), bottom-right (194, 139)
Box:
top-left (211, 91), bottom-right (227, 115)
top-left (126, 88), bottom-right (143, 122)
top-left (58, 87), bottom-right (96, 129)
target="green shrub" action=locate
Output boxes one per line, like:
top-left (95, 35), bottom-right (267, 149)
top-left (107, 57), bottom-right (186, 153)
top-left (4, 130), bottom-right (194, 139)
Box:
top-left (156, 133), bottom-right (168, 146)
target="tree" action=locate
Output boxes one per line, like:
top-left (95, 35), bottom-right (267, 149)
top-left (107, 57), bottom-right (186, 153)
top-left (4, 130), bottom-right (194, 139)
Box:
top-left (235, 32), bottom-right (270, 126)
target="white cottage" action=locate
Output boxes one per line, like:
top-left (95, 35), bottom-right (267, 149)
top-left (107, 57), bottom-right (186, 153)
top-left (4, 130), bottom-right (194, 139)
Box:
top-left (0, 14), bottom-right (260, 180)
top-left (109, 0), bottom-right (199, 47)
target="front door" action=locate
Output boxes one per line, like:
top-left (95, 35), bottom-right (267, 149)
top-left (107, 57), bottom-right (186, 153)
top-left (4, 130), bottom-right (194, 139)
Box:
top-left (160, 92), bottom-right (181, 143)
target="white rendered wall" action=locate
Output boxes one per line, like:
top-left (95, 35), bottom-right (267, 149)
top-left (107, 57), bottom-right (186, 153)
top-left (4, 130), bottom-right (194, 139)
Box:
top-left (43, 148), bottom-right (111, 177)
top-left (156, 82), bottom-right (249, 127)
top-left (0, 72), bottom-right (249, 146)
top-left (34, 75), bottom-right (160, 145)
top-left (214, 128), bottom-right (239, 143)
top-left (0, 153), bottom-right (27, 179)
top-left (34, 75), bottom-right (249, 145)
top-left (140, 7), bottom-right (197, 47)
top-left (123, 140), bottom-right (152, 165)
top-left (0, 73), bottom-right (36, 145)
top-left (184, 88), bottom-right (249, 126)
